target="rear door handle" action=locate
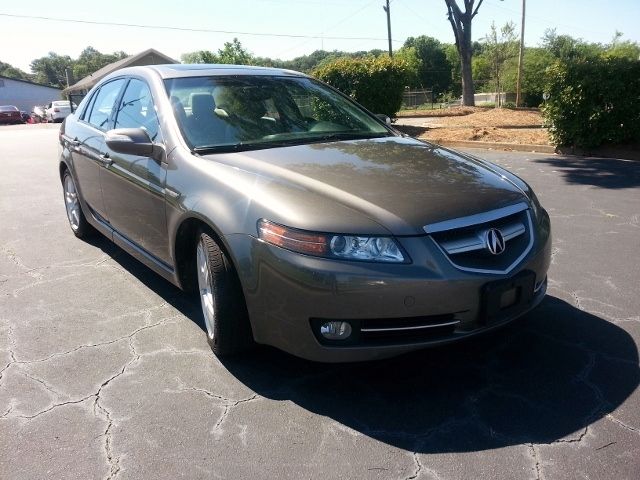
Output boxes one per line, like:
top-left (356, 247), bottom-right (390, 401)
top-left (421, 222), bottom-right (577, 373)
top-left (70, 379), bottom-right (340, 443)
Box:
top-left (98, 152), bottom-right (113, 167)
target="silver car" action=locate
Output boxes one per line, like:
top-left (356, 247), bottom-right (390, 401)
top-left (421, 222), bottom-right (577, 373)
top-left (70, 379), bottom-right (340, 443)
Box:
top-left (58, 65), bottom-right (551, 362)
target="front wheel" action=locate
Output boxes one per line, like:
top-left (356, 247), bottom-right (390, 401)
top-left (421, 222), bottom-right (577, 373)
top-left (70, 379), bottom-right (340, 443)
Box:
top-left (195, 230), bottom-right (254, 356)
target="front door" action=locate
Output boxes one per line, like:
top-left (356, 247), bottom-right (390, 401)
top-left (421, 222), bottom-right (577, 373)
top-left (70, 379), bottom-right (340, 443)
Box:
top-left (72, 78), bottom-right (126, 222)
top-left (100, 78), bottom-right (169, 264)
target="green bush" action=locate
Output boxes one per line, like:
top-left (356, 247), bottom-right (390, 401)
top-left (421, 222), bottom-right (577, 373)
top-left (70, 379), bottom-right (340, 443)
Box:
top-left (313, 55), bottom-right (414, 117)
top-left (542, 58), bottom-right (640, 148)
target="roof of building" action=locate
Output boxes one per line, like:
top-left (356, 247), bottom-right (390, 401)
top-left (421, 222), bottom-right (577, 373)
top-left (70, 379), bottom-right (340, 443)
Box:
top-left (0, 75), bottom-right (62, 90)
top-left (62, 48), bottom-right (178, 94)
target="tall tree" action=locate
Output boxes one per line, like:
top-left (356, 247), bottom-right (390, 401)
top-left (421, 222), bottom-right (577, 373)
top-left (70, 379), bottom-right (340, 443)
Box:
top-left (403, 36), bottom-right (453, 94)
top-left (482, 22), bottom-right (518, 106)
top-left (181, 38), bottom-right (253, 65)
top-left (30, 52), bottom-right (73, 88)
top-left (0, 61), bottom-right (32, 81)
top-left (443, 0), bottom-right (491, 105)
top-left (217, 38), bottom-right (253, 64)
top-left (72, 47), bottom-right (128, 80)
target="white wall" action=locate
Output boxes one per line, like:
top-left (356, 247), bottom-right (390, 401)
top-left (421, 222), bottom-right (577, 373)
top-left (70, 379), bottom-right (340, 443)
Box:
top-left (0, 77), bottom-right (62, 112)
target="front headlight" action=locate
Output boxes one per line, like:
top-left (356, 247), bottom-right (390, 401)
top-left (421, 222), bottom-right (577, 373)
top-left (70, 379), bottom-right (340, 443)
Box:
top-left (257, 219), bottom-right (408, 263)
top-left (526, 188), bottom-right (543, 221)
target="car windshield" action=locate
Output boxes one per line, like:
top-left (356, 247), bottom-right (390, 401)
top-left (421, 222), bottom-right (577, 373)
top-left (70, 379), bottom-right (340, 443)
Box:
top-left (164, 75), bottom-right (391, 153)
top-left (0, 105), bottom-right (18, 112)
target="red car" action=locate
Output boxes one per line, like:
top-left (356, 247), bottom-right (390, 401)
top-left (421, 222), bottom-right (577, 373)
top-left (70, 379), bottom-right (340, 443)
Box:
top-left (0, 105), bottom-right (25, 125)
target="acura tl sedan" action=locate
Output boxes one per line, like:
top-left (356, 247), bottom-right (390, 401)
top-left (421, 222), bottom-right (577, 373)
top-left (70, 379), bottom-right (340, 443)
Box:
top-left (58, 64), bottom-right (551, 362)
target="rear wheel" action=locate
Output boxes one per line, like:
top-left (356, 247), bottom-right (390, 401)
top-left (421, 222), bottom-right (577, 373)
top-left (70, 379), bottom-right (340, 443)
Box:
top-left (195, 230), bottom-right (254, 356)
top-left (62, 170), bottom-right (93, 238)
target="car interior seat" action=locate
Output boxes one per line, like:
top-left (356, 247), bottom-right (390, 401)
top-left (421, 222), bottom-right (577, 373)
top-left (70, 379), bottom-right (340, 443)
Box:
top-left (186, 93), bottom-right (232, 147)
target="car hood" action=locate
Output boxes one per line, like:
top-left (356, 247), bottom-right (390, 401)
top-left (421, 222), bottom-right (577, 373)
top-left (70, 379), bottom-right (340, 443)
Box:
top-left (204, 136), bottom-right (528, 235)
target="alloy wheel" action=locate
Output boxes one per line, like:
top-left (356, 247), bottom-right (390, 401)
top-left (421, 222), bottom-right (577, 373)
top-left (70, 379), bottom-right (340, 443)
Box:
top-left (63, 174), bottom-right (81, 231)
top-left (196, 238), bottom-right (215, 339)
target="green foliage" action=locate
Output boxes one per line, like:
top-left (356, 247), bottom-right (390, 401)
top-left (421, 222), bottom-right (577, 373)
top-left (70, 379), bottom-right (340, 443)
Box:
top-left (479, 22), bottom-right (518, 105)
top-left (30, 52), bottom-right (74, 88)
top-left (313, 55), bottom-right (415, 117)
top-left (504, 48), bottom-right (554, 106)
top-left (443, 44), bottom-right (462, 97)
top-left (29, 48), bottom-right (129, 88)
top-left (542, 58), bottom-right (640, 147)
top-left (604, 31), bottom-right (640, 60)
top-left (0, 61), bottom-right (32, 81)
top-left (181, 38), bottom-right (253, 65)
top-left (402, 36), bottom-right (453, 94)
top-left (394, 46), bottom-right (422, 88)
top-left (72, 47), bottom-right (127, 81)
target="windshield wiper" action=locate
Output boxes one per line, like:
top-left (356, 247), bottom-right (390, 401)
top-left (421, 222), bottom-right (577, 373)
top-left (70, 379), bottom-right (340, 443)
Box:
top-left (315, 132), bottom-right (390, 142)
top-left (193, 143), bottom-right (248, 154)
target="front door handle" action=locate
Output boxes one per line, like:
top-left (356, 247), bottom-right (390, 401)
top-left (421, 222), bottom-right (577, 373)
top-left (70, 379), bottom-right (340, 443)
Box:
top-left (70, 137), bottom-right (81, 152)
top-left (98, 152), bottom-right (113, 167)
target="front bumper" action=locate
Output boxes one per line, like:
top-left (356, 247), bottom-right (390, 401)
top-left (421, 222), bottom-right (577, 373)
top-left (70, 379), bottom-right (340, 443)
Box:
top-left (226, 212), bottom-right (552, 362)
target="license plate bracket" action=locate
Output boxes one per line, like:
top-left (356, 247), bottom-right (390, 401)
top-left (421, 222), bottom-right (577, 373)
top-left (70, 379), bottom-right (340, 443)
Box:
top-left (480, 271), bottom-right (536, 325)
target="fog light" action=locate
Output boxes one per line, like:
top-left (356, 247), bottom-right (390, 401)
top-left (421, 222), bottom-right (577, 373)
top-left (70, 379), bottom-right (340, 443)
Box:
top-left (319, 321), bottom-right (352, 340)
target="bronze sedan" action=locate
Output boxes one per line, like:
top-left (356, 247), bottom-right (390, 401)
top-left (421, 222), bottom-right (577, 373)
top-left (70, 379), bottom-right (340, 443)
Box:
top-left (58, 65), bottom-right (551, 362)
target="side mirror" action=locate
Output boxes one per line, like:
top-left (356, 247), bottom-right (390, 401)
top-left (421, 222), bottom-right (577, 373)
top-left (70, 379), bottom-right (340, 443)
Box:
top-left (375, 114), bottom-right (392, 125)
top-left (105, 128), bottom-right (162, 159)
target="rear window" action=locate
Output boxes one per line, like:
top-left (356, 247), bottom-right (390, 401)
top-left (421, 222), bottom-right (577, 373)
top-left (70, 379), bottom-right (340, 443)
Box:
top-left (0, 105), bottom-right (18, 112)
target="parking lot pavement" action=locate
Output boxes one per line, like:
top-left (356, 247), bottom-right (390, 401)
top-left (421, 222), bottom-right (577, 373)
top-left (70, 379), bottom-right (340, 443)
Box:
top-left (1, 124), bottom-right (639, 479)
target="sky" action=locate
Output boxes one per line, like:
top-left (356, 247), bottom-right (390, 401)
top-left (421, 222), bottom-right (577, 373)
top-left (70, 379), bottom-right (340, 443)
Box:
top-left (1, 0), bottom-right (639, 73)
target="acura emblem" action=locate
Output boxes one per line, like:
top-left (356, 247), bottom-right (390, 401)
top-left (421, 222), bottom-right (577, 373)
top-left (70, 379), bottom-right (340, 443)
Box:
top-left (485, 228), bottom-right (506, 255)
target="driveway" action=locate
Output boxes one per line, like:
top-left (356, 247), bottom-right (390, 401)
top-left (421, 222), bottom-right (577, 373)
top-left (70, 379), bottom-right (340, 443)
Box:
top-left (1, 125), bottom-right (639, 479)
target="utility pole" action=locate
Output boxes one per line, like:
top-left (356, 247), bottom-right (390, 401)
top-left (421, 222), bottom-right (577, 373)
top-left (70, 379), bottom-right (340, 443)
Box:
top-left (383, 0), bottom-right (392, 57)
top-left (515, 0), bottom-right (526, 107)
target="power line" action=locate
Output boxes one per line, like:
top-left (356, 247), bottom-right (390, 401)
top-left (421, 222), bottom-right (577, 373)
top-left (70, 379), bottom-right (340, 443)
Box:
top-left (275, 0), bottom-right (384, 57)
top-left (0, 12), bottom-right (402, 42)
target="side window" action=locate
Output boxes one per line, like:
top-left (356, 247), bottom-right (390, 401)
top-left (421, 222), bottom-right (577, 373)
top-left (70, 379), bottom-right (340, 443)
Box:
top-left (114, 79), bottom-right (160, 141)
top-left (81, 91), bottom-right (97, 121)
top-left (87, 79), bottom-right (126, 131)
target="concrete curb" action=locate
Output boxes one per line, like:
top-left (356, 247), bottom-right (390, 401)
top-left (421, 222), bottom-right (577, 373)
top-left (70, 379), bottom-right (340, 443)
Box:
top-left (423, 139), bottom-right (556, 154)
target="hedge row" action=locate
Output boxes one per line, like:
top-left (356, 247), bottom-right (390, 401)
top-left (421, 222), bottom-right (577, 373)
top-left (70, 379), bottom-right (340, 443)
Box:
top-left (542, 58), bottom-right (640, 148)
top-left (313, 56), bottom-right (413, 118)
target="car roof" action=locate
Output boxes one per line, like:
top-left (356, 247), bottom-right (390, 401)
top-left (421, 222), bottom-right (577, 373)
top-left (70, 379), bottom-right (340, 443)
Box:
top-left (125, 64), bottom-right (308, 80)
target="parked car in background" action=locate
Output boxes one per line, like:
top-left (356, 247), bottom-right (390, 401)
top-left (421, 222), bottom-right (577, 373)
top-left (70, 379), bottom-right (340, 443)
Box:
top-left (0, 105), bottom-right (24, 125)
top-left (58, 65), bottom-right (551, 362)
top-left (33, 105), bottom-right (47, 123)
top-left (46, 100), bottom-right (75, 123)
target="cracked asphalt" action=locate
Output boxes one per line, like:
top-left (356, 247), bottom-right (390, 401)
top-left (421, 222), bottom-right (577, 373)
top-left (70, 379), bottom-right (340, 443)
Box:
top-left (1, 124), bottom-right (639, 479)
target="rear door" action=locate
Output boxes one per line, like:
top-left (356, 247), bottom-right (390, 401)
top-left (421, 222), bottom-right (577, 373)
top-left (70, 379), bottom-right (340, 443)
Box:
top-left (71, 78), bottom-right (126, 222)
top-left (101, 78), bottom-right (169, 263)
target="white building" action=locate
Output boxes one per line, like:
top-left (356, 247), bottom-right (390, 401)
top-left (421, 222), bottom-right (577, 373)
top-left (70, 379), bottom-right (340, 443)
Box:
top-left (0, 75), bottom-right (62, 112)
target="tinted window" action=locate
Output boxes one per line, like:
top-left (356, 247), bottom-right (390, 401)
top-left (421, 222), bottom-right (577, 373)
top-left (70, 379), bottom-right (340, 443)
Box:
top-left (87, 79), bottom-right (125, 130)
top-left (114, 79), bottom-right (160, 141)
top-left (164, 76), bottom-right (390, 152)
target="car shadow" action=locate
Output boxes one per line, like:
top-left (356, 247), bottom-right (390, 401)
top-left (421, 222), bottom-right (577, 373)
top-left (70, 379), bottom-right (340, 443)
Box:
top-left (221, 296), bottom-right (639, 453)
top-left (84, 234), bottom-right (204, 327)
top-left (533, 156), bottom-right (640, 189)
top-left (85, 235), bottom-right (639, 454)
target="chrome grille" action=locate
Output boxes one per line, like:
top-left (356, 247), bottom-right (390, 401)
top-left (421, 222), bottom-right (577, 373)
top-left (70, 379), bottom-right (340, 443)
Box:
top-left (425, 202), bottom-right (534, 274)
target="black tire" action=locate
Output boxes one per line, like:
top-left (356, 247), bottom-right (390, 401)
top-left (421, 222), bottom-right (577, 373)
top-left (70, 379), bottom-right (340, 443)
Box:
top-left (61, 169), bottom-right (94, 239)
top-left (195, 229), bottom-right (254, 356)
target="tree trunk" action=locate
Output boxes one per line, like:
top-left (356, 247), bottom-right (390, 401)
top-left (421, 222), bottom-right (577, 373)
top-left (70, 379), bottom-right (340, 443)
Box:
top-left (460, 46), bottom-right (475, 106)
top-left (445, 1), bottom-right (477, 106)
